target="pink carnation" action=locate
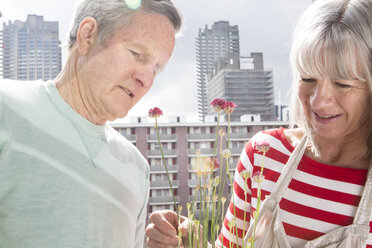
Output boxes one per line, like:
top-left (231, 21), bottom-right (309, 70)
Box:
top-left (213, 158), bottom-right (220, 169)
top-left (255, 140), bottom-right (271, 153)
top-left (224, 101), bottom-right (237, 114)
top-left (148, 107), bottom-right (163, 118)
top-left (211, 98), bottom-right (227, 112)
top-left (253, 171), bottom-right (265, 184)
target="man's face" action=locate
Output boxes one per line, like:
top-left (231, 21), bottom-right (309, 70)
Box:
top-left (78, 12), bottom-right (175, 123)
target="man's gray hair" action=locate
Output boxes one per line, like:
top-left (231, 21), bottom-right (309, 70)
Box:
top-left (68, 0), bottom-right (182, 49)
top-left (289, 0), bottom-right (372, 151)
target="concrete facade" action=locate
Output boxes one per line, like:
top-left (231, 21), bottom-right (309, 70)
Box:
top-left (207, 53), bottom-right (276, 122)
top-left (110, 120), bottom-right (288, 217)
top-left (2, 15), bottom-right (61, 81)
top-left (196, 21), bottom-right (240, 122)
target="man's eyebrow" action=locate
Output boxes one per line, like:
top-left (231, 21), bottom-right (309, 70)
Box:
top-left (127, 42), bottom-right (167, 74)
top-left (129, 42), bottom-right (148, 53)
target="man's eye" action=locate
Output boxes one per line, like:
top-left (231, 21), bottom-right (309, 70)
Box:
top-left (130, 50), bottom-right (140, 58)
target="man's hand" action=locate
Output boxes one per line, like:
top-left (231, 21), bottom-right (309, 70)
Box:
top-left (145, 210), bottom-right (185, 247)
top-left (145, 210), bottom-right (209, 248)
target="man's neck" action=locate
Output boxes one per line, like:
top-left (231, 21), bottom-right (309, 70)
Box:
top-left (54, 69), bottom-right (107, 125)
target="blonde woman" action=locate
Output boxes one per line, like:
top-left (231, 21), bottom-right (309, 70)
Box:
top-left (146, 0), bottom-right (372, 247)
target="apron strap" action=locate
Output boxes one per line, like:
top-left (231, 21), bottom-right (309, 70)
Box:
top-left (269, 133), bottom-right (372, 226)
top-left (270, 134), bottom-right (308, 203)
top-left (353, 158), bottom-right (372, 226)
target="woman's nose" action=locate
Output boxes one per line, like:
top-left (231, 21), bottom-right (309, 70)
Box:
top-left (310, 79), bottom-right (334, 108)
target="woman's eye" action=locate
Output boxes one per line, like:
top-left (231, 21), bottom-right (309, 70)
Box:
top-left (335, 82), bottom-right (351, 88)
top-left (300, 78), bottom-right (316, 83)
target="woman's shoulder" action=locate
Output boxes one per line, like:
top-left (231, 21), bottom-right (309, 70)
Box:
top-left (252, 127), bottom-right (300, 144)
top-left (247, 127), bottom-right (306, 154)
top-left (283, 128), bottom-right (306, 148)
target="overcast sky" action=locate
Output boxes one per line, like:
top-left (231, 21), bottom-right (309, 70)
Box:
top-left (1, 0), bottom-right (310, 122)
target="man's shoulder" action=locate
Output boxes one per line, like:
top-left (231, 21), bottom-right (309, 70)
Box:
top-left (105, 125), bottom-right (148, 165)
top-left (106, 125), bottom-right (135, 148)
top-left (0, 79), bottom-right (46, 103)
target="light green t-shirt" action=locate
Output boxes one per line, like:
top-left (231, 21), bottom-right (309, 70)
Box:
top-left (0, 79), bottom-right (149, 248)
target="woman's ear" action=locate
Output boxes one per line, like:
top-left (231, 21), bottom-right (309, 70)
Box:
top-left (76, 17), bottom-right (99, 55)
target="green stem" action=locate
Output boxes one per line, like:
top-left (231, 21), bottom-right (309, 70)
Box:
top-left (243, 182), bottom-right (248, 246)
top-left (154, 118), bottom-right (187, 247)
top-left (213, 111), bottom-right (220, 159)
top-left (210, 182), bottom-right (218, 242)
top-left (227, 162), bottom-right (239, 247)
top-left (251, 152), bottom-right (267, 248)
top-left (226, 114), bottom-right (239, 247)
top-left (227, 114), bottom-right (231, 152)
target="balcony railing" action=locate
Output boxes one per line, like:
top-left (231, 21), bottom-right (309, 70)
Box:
top-left (188, 148), bottom-right (215, 156)
top-left (228, 132), bottom-right (254, 140)
top-left (150, 165), bottom-right (179, 173)
top-left (186, 208), bottom-right (214, 220)
top-left (121, 134), bottom-right (137, 142)
top-left (150, 180), bottom-right (179, 189)
top-left (149, 196), bottom-right (180, 205)
top-left (147, 134), bottom-right (177, 142)
top-left (188, 164), bottom-right (218, 172)
top-left (187, 133), bottom-right (216, 141)
top-left (188, 178), bottom-right (215, 188)
top-left (147, 150), bottom-right (178, 158)
top-left (229, 147), bottom-right (244, 156)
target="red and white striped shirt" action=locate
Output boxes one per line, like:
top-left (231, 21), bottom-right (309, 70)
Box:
top-left (217, 128), bottom-right (372, 248)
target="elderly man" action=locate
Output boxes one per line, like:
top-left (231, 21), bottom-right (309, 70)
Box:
top-left (0, 0), bottom-right (181, 247)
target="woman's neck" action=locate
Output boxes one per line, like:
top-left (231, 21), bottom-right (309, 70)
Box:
top-left (285, 128), bottom-right (371, 169)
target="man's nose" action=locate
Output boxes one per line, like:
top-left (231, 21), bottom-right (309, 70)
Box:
top-left (132, 65), bottom-right (155, 89)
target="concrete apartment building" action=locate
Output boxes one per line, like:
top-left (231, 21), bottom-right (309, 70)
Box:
top-left (2, 15), bottom-right (61, 81)
top-left (196, 21), bottom-right (240, 122)
top-left (0, 30), bottom-right (3, 79)
top-left (110, 119), bottom-right (288, 217)
top-left (207, 52), bottom-right (276, 122)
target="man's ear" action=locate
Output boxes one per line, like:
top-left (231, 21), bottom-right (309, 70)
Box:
top-left (76, 17), bottom-right (99, 55)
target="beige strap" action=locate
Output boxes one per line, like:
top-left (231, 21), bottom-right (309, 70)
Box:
top-left (269, 134), bottom-right (308, 203)
top-left (353, 158), bottom-right (372, 225)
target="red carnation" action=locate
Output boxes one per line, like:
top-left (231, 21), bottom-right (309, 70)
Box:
top-left (148, 107), bottom-right (163, 118)
top-left (213, 158), bottom-right (220, 169)
top-left (224, 101), bottom-right (237, 114)
top-left (211, 98), bottom-right (227, 112)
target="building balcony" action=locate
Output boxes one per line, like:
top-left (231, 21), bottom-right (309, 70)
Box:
top-left (187, 133), bottom-right (216, 141)
top-left (188, 164), bottom-right (219, 173)
top-left (149, 196), bottom-right (180, 205)
top-left (188, 178), bottom-right (216, 188)
top-left (150, 164), bottom-right (179, 173)
top-left (228, 147), bottom-right (244, 156)
top-left (150, 180), bottom-right (179, 189)
top-left (121, 134), bottom-right (137, 142)
top-left (228, 132), bottom-right (254, 140)
top-left (147, 134), bottom-right (177, 142)
top-left (188, 148), bottom-right (215, 157)
top-left (147, 149), bottom-right (178, 158)
top-left (186, 208), bottom-right (214, 220)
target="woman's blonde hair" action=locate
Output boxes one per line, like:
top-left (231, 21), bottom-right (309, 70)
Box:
top-left (289, 0), bottom-right (372, 152)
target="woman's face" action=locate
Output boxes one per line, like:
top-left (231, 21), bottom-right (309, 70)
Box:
top-left (298, 77), bottom-right (371, 142)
